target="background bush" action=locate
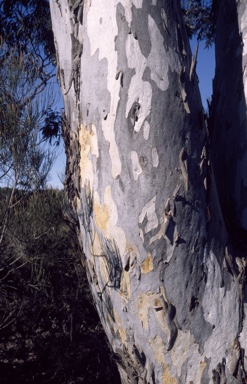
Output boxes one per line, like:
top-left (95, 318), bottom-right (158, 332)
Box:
top-left (0, 188), bottom-right (120, 383)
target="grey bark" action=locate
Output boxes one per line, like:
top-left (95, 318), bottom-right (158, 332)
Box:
top-left (50, 0), bottom-right (247, 383)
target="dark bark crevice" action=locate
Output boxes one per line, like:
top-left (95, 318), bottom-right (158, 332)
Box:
top-left (211, 0), bottom-right (247, 236)
top-left (50, 0), bottom-right (247, 382)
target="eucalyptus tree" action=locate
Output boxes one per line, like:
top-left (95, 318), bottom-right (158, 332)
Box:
top-left (49, 0), bottom-right (247, 382)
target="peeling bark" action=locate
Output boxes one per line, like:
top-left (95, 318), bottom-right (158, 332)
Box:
top-left (50, 0), bottom-right (247, 382)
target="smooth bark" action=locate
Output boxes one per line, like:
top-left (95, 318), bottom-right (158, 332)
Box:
top-left (50, 1), bottom-right (247, 382)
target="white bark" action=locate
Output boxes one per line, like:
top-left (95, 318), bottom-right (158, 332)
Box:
top-left (50, 1), bottom-right (247, 382)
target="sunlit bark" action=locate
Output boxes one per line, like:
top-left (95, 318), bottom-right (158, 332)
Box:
top-left (50, 1), bottom-right (247, 382)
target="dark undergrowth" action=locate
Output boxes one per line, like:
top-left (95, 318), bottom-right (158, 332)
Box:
top-left (0, 188), bottom-right (121, 384)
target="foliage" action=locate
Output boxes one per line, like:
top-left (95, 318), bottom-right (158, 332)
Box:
top-left (181, 0), bottom-right (216, 46)
top-left (0, 40), bottom-right (57, 189)
top-left (40, 108), bottom-right (63, 146)
top-left (0, 0), bottom-right (63, 144)
top-left (0, 0), bottom-right (55, 62)
top-left (0, 188), bottom-right (121, 383)
top-left (0, 39), bottom-right (60, 244)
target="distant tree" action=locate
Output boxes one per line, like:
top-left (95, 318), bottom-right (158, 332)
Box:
top-left (0, 0), bottom-right (55, 63)
top-left (181, 0), bottom-right (216, 45)
top-left (0, 0), bottom-right (63, 145)
top-left (0, 39), bottom-right (57, 244)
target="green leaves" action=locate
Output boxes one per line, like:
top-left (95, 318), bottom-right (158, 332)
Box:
top-left (41, 108), bottom-right (62, 146)
top-left (0, 0), bottom-right (55, 61)
top-left (181, 0), bottom-right (216, 46)
top-left (0, 0), bottom-right (63, 148)
top-left (0, 41), bottom-right (57, 191)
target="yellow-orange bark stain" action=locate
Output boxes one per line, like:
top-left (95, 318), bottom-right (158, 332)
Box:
top-left (79, 124), bottom-right (99, 186)
top-left (141, 253), bottom-right (154, 274)
top-left (91, 230), bottom-right (102, 257)
top-left (98, 255), bottom-right (109, 286)
top-left (138, 293), bottom-right (153, 330)
top-left (93, 187), bottom-right (126, 255)
top-left (161, 365), bottom-right (177, 384)
top-left (120, 270), bottom-right (130, 300)
top-left (113, 310), bottom-right (127, 345)
top-left (199, 361), bottom-right (207, 380)
top-left (149, 335), bottom-right (177, 383)
top-left (94, 199), bottom-right (110, 233)
top-left (153, 298), bottom-right (163, 308)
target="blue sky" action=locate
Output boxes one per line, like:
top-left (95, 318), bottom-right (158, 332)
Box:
top-left (47, 144), bottom-right (66, 189)
top-left (49, 39), bottom-right (216, 189)
top-left (190, 38), bottom-right (215, 108)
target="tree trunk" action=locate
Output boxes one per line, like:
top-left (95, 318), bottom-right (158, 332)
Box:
top-left (210, 0), bottom-right (247, 232)
top-left (50, 0), bottom-right (247, 382)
